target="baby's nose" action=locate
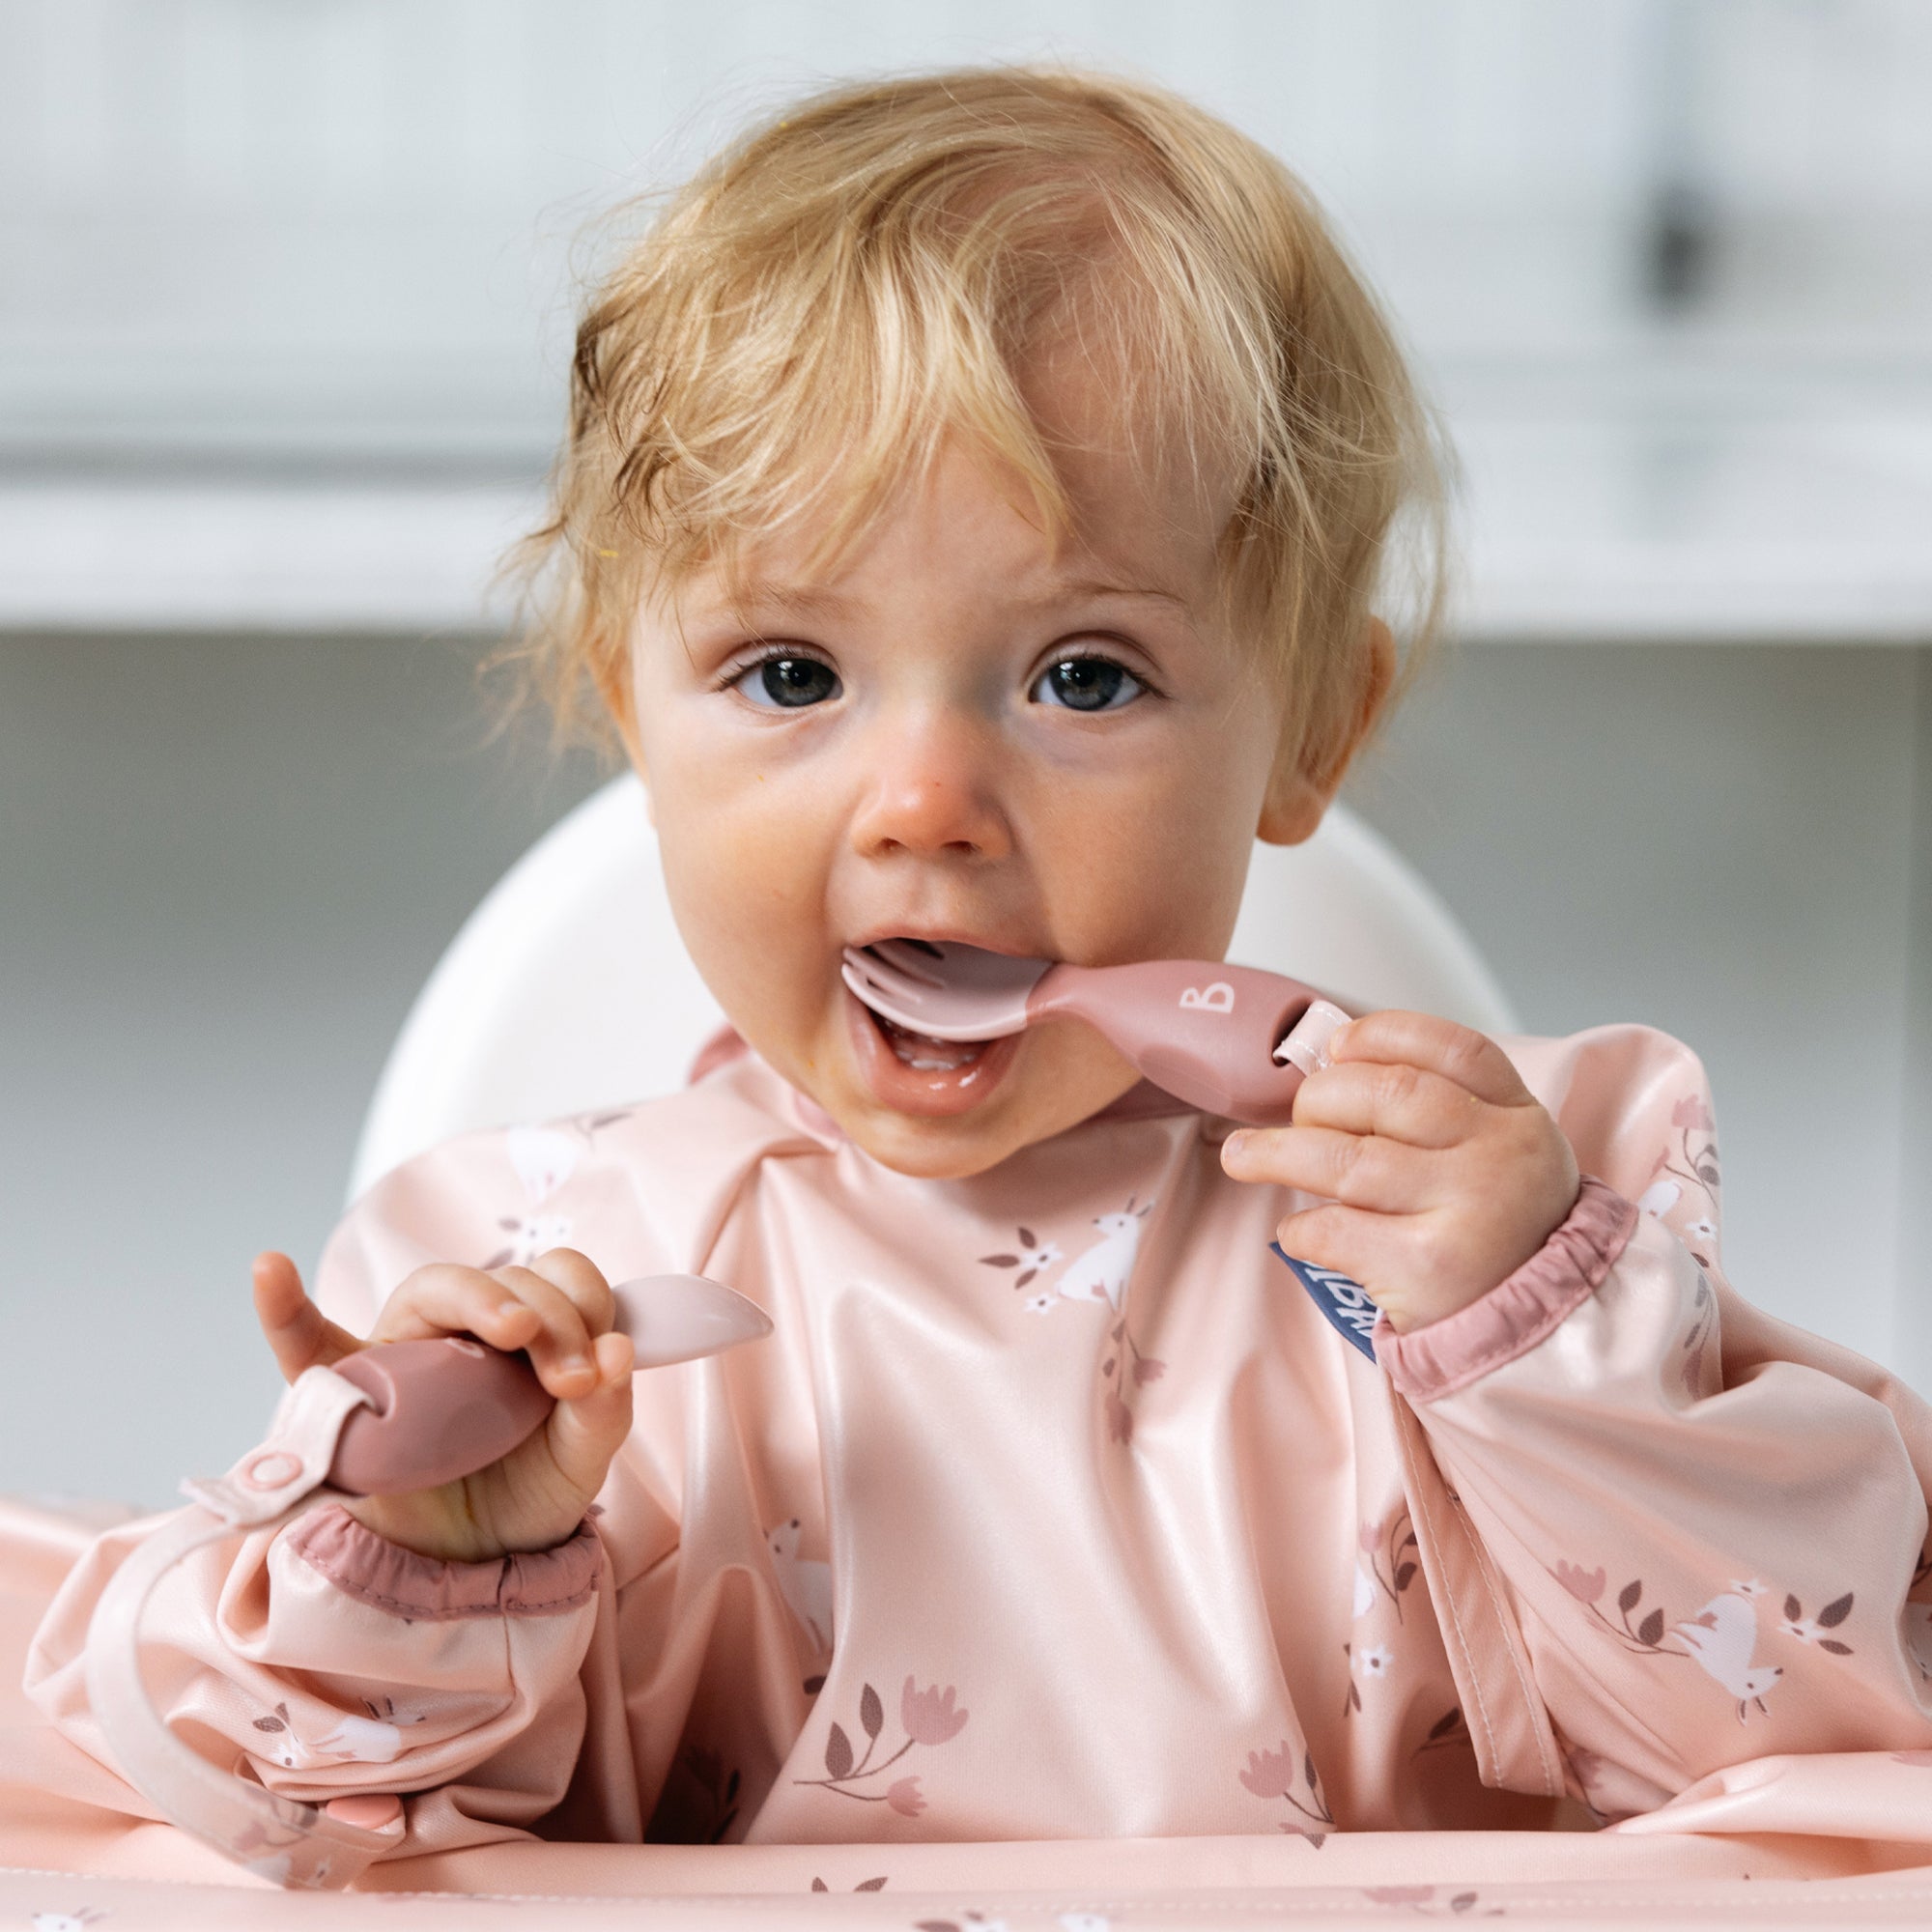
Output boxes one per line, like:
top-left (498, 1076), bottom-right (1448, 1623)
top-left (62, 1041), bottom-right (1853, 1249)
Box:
top-left (848, 714), bottom-right (1013, 863)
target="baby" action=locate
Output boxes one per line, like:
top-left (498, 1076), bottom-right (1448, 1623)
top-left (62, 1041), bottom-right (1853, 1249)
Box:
top-left (27, 64), bottom-right (1932, 1864)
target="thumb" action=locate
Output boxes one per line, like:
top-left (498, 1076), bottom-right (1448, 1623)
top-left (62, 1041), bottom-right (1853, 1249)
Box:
top-left (543, 1328), bottom-right (635, 1498)
top-left (252, 1250), bottom-right (362, 1384)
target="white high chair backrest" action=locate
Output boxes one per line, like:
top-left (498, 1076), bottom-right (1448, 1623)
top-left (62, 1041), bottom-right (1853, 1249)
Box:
top-left (347, 775), bottom-right (1520, 1204)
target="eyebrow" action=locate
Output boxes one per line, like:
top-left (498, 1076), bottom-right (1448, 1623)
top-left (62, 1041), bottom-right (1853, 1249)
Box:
top-left (716, 576), bottom-right (1189, 622)
top-left (1055, 577), bottom-right (1189, 610)
top-left (726, 583), bottom-right (858, 620)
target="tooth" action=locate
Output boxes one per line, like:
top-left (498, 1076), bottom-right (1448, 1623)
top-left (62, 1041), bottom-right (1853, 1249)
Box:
top-left (882, 1018), bottom-right (983, 1072)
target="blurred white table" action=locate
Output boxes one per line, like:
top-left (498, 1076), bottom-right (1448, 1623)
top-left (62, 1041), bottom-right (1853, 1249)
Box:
top-left (4, 382), bottom-right (1931, 641)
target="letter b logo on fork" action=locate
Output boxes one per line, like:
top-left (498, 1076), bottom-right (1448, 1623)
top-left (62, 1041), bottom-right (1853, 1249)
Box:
top-left (1178, 981), bottom-right (1236, 1013)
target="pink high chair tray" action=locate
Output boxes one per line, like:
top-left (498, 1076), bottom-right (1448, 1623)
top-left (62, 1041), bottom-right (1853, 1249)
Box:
top-left (5, 1488), bottom-right (1932, 1929)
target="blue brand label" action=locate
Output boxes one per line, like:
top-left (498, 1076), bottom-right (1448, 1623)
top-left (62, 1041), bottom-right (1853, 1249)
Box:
top-left (1271, 1244), bottom-right (1378, 1360)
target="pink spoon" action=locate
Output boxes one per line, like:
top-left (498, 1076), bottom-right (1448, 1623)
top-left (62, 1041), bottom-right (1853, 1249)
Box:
top-left (842, 940), bottom-right (1356, 1126)
top-left (85, 1273), bottom-right (773, 1889)
top-left (326, 1273), bottom-right (772, 1496)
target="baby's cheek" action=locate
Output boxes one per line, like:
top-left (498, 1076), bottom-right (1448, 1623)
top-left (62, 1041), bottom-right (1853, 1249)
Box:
top-left (660, 803), bottom-right (833, 1007)
top-left (1014, 1016), bottom-right (1144, 1121)
top-left (1039, 797), bottom-right (1252, 965)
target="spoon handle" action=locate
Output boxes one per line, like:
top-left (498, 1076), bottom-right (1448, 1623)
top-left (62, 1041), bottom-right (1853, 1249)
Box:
top-left (325, 1272), bottom-right (772, 1495)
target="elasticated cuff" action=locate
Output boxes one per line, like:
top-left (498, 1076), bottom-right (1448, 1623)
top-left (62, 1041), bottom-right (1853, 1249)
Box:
top-left (285, 1503), bottom-right (603, 1622)
top-left (1375, 1175), bottom-right (1640, 1403)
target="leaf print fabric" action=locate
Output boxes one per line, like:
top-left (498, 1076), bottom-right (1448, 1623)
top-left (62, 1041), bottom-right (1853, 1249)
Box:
top-left (1777, 1590), bottom-right (1855, 1653)
top-left (1381, 1024), bottom-right (1932, 1803)
top-left (1635, 1094), bottom-right (1722, 1264)
top-left (476, 1115), bottom-right (628, 1268)
top-left (980, 1200), bottom-right (1152, 1315)
top-left (1543, 1501), bottom-right (1864, 1722)
top-left (979, 1198), bottom-right (1168, 1442)
top-left (1359, 1515), bottom-right (1420, 1621)
top-left (1237, 1741), bottom-right (1335, 1844)
top-left (901, 1680), bottom-right (969, 1745)
top-left (19, 1020), bottom-right (1932, 1868)
top-left (978, 1228), bottom-right (1063, 1292)
top-left (794, 1678), bottom-right (968, 1817)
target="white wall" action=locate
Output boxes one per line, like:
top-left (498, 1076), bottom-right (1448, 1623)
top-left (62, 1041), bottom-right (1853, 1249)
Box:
top-left (1351, 641), bottom-right (1926, 1377)
top-left (1896, 660), bottom-right (1932, 1382)
top-left (0, 634), bottom-right (608, 1502)
top-left (4, 0), bottom-right (1928, 462)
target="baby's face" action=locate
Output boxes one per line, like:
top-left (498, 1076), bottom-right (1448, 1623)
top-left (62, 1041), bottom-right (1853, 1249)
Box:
top-left (624, 377), bottom-right (1321, 1178)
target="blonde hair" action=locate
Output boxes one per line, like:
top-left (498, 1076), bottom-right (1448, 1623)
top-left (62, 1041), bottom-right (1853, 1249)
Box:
top-left (506, 64), bottom-right (1448, 790)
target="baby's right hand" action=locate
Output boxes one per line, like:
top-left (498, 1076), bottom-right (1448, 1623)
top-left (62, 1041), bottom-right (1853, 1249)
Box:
top-left (251, 1248), bottom-right (634, 1564)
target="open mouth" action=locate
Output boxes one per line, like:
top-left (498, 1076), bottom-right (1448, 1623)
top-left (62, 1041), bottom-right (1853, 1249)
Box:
top-left (842, 938), bottom-right (1022, 1119)
top-left (871, 1011), bottom-right (989, 1073)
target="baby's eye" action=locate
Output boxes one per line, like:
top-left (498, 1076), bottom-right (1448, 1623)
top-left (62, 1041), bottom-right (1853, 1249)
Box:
top-left (1030, 656), bottom-right (1145, 713)
top-left (732, 654), bottom-right (841, 709)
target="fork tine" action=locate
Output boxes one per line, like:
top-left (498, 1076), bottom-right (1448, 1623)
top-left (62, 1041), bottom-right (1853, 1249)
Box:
top-left (843, 959), bottom-right (1004, 1041)
top-left (866, 938), bottom-right (950, 988)
top-left (840, 947), bottom-right (940, 1008)
top-left (839, 955), bottom-right (937, 1024)
top-left (840, 960), bottom-right (913, 1025)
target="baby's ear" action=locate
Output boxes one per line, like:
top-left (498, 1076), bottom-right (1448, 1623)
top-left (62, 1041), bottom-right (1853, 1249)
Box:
top-left (1256, 617), bottom-right (1394, 846)
top-left (1256, 764), bottom-right (1326, 847)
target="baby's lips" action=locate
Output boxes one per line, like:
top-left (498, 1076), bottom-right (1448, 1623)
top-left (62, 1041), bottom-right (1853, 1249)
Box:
top-left (610, 1273), bottom-right (774, 1368)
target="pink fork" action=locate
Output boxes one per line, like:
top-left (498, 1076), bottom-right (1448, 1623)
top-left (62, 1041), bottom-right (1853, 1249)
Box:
top-left (841, 939), bottom-right (1356, 1126)
top-left (843, 940), bottom-right (1380, 1360)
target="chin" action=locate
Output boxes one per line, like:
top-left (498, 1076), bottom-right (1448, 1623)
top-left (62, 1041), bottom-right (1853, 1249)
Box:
top-left (748, 1006), bottom-right (1142, 1177)
top-left (840, 1110), bottom-right (1033, 1180)
top-left (829, 1055), bottom-right (1142, 1179)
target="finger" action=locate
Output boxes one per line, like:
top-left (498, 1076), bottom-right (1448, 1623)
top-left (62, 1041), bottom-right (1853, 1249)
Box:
top-left (1290, 1058), bottom-right (1484, 1151)
top-left (523, 1247), bottom-right (616, 1339)
top-left (252, 1251), bottom-right (362, 1383)
top-left (1223, 1122), bottom-right (1433, 1212)
top-left (370, 1263), bottom-right (597, 1397)
top-left (368, 1263), bottom-right (546, 1353)
top-left (1271, 1199), bottom-right (1407, 1300)
top-left (1328, 1010), bottom-right (1529, 1108)
top-left (485, 1264), bottom-right (604, 1399)
top-left (543, 1328), bottom-right (635, 1496)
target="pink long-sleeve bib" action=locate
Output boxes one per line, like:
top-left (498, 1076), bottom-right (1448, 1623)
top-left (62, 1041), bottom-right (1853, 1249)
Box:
top-left (26, 1024), bottom-right (1932, 1863)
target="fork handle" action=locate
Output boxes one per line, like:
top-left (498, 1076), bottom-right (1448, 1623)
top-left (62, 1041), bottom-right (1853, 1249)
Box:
top-left (1028, 959), bottom-right (1352, 1126)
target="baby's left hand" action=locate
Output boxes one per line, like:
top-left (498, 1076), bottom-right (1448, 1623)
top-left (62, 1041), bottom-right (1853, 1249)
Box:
top-left (1220, 1010), bottom-right (1580, 1333)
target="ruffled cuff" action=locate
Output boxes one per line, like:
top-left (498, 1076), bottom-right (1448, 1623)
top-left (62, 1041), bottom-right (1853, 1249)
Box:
top-left (1375, 1175), bottom-right (1639, 1403)
top-left (284, 1503), bottom-right (603, 1622)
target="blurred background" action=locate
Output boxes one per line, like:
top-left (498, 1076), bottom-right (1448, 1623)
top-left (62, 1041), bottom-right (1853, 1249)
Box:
top-left (2, 0), bottom-right (1928, 1501)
